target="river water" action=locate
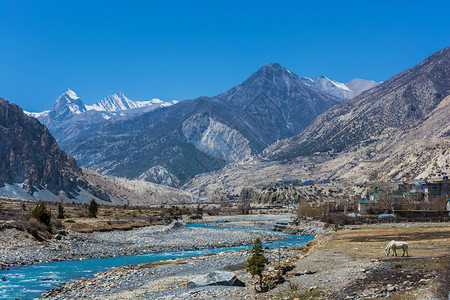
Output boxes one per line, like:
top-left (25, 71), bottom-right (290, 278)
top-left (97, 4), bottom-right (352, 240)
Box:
top-left (0, 223), bottom-right (314, 299)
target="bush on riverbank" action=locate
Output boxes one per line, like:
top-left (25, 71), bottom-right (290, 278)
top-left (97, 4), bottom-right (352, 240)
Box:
top-left (247, 237), bottom-right (269, 291)
top-left (297, 200), bottom-right (326, 218)
top-left (321, 213), bottom-right (354, 226)
top-left (32, 203), bottom-right (51, 227)
top-left (88, 199), bottom-right (98, 218)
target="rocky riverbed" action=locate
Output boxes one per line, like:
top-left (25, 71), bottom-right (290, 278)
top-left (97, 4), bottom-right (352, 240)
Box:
top-left (0, 214), bottom-right (300, 268)
top-left (0, 222), bottom-right (284, 268)
top-left (43, 247), bottom-right (303, 299)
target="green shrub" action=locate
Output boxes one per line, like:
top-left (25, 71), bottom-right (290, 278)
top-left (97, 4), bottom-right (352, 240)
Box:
top-left (30, 228), bottom-right (40, 240)
top-left (88, 199), bottom-right (98, 218)
top-left (246, 237), bottom-right (269, 290)
top-left (31, 203), bottom-right (51, 227)
top-left (57, 204), bottom-right (65, 219)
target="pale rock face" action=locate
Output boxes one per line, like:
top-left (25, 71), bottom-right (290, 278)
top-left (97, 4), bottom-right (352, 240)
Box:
top-left (182, 113), bottom-right (251, 163)
top-left (137, 165), bottom-right (181, 188)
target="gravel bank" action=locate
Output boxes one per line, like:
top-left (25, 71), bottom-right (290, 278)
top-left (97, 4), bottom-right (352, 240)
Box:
top-left (0, 223), bottom-right (283, 268)
top-left (44, 247), bottom-right (303, 299)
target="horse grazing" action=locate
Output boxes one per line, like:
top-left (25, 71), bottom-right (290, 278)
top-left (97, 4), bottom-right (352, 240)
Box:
top-left (385, 240), bottom-right (409, 257)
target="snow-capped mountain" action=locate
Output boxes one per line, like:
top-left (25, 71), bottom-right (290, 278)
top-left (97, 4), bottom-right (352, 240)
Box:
top-left (84, 92), bottom-right (179, 113)
top-left (25, 90), bottom-right (179, 148)
top-left (27, 90), bottom-right (178, 117)
top-left (345, 78), bottom-right (381, 93)
top-left (64, 63), bottom-right (344, 186)
top-left (300, 76), bottom-right (381, 100)
top-left (23, 110), bottom-right (50, 118)
top-left (300, 76), bottom-right (358, 100)
top-left (48, 89), bottom-right (87, 121)
top-left (86, 92), bottom-right (137, 112)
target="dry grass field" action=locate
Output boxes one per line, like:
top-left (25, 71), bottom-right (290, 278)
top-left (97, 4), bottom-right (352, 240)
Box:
top-left (0, 198), bottom-right (169, 233)
top-left (297, 223), bottom-right (450, 299)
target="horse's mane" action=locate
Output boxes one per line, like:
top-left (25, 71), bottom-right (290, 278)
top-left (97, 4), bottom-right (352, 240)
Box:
top-left (385, 240), bottom-right (395, 250)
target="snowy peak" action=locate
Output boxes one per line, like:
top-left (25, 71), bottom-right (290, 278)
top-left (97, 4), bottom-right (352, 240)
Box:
top-left (344, 78), bottom-right (381, 93)
top-left (48, 89), bottom-right (87, 121)
top-left (88, 93), bottom-right (177, 112)
top-left (24, 110), bottom-right (50, 118)
top-left (64, 89), bottom-right (80, 100)
top-left (245, 63), bottom-right (379, 101)
top-left (300, 76), bottom-right (358, 100)
top-left (90, 92), bottom-right (138, 112)
top-left (300, 76), bottom-right (380, 100)
top-left (27, 91), bottom-right (179, 119)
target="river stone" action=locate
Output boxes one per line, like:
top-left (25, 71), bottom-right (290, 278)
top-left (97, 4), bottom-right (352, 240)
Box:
top-left (165, 221), bottom-right (189, 232)
top-left (187, 271), bottom-right (245, 288)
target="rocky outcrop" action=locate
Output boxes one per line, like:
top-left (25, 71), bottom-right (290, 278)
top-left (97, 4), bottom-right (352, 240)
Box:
top-left (0, 98), bottom-right (109, 201)
top-left (182, 112), bottom-right (251, 163)
top-left (187, 271), bottom-right (245, 288)
top-left (137, 166), bottom-right (181, 188)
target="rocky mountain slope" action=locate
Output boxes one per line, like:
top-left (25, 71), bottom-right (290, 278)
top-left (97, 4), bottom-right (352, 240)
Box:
top-left (62, 63), bottom-right (344, 186)
top-left (82, 169), bottom-right (195, 206)
top-left (0, 98), bottom-right (110, 203)
top-left (184, 47), bottom-right (450, 196)
top-left (265, 47), bottom-right (450, 161)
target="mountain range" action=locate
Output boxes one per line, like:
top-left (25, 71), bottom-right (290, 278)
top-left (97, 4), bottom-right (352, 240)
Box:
top-left (5, 47), bottom-right (449, 204)
top-left (38, 64), bottom-right (379, 187)
top-left (28, 90), bottom-right (177, 146)
top-left (185, 47), bottom-right (450, 197)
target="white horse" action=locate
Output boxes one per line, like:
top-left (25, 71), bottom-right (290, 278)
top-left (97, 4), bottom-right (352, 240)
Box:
top-left (385, 240), bottom-right (409, 257)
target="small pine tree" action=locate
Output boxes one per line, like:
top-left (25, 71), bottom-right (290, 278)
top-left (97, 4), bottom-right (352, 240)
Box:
top-left (32, 202), bottom-right (51, 227)
top-left (246, 237), bottom-right (269, 290)
top-left (57, 204), bottom-right (65, 219)
top-left (88, 199), bottom-right (98, 218)
top-left (195, 206), bottom-right (203, 216)
top-left (22, 203), bottom-right (26, 211)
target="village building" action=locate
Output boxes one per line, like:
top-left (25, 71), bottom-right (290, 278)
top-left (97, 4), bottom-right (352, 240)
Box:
top-left (424, 177), bottom-right (450, 201)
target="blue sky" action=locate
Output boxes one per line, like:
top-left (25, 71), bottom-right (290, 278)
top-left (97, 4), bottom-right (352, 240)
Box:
top-left (1, 0), bottom-right (450, 112)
